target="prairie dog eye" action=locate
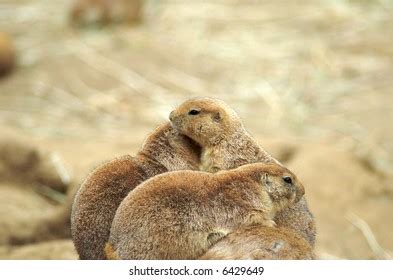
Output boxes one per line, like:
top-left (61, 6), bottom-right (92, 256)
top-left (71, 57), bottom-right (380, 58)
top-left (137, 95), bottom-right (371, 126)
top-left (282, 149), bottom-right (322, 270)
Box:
top-left (283, 176), bottom-right (292, 184)
top-left (188, 109), bottom-right (200, 115)
top-left (213, 112), bottom-right (221, 122)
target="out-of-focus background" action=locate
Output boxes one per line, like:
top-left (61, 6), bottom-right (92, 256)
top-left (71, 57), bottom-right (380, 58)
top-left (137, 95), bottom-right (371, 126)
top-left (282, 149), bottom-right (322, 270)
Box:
top-left (0, 0), bottom-right (392, 260)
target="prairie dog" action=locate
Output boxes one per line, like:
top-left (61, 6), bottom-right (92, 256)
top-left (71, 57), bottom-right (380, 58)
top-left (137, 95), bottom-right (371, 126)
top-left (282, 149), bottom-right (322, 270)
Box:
top-left (70, 0), bottom-right (142, 26)
top-left (170, 97), bottom-right (279, 172)
top-left (0, 32), bottom-right (15, 77)
top-left (106, 163), bottom-right (304, 260)
top-left (200, 225), bottom-right (314, 260)
top-left (169, 97), bottom-right (316, 246)
top-left (71, 123), bottom-right (200, 259)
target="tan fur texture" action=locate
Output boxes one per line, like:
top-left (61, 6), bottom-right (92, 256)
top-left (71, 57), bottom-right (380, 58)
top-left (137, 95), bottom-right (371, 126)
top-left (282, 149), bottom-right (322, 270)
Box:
top-left (200, 225), bottom-right (314, 260)
top-left (71, 123), bottom-right (200, 259)
top-left (108, 163), bottom-right (304, 260)
top-left (170, 97), bottom-right (316, 246)
top-left (70, 0), bottom-right (142, 26)
top-left (104, 243), bottom-right (120, 260)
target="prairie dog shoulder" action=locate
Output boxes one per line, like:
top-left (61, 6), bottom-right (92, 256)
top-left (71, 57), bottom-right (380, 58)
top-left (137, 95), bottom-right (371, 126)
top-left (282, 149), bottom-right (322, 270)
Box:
top-left (107, 163), bottom-right (304, 260)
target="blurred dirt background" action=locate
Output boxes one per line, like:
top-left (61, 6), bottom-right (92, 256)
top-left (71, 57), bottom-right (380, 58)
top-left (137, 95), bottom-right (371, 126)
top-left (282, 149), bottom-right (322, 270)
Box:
top-left (0, 0), bottom-right (392, 260)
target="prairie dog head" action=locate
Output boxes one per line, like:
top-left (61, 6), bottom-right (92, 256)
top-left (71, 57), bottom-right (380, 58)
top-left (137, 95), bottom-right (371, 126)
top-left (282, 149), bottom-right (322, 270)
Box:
top-left (238, 163), bottom-right (305, 215)
top-left (165, 126), bottom-right (201, 167)
top-left (139, 123), bottom-right (201, 170)
top-left (166, 126), bottom-right (199, 152)
top-left (169, 97), bottom-right (243, 147)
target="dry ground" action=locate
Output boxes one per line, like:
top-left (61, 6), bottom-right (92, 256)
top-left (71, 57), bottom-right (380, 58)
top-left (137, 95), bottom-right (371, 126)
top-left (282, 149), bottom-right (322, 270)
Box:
top-left (0, 0), bottom-right (392, 259)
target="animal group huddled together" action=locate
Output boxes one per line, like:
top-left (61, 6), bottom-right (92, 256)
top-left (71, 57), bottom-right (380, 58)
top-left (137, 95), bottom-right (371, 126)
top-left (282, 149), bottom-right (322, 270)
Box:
top-left (71, 97), bottom-right (316, 260)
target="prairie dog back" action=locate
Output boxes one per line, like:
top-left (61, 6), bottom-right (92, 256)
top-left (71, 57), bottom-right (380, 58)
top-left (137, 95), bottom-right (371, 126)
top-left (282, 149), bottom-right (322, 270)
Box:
top-left (108, 163), bottom-right (304, 259)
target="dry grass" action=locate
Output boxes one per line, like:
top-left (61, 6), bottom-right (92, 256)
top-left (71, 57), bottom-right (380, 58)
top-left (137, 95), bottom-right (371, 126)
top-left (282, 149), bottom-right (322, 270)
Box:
top-left (1, 1), bottom-right (392, 136)
top-left (347, 213), bottom-right (392, 260)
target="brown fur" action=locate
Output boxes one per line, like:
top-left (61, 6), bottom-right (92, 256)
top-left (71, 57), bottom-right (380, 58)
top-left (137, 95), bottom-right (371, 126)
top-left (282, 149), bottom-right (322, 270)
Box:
top-left (170, 97), bottom-right (316, 246)
top-left (71, 123), bottom-right (200, 259)
top-left (107, 163), bottom-right (304, 260)
top-left (0, 32), bottom-right (15, 77)
top-left (200, 225), bottom-right (314, 260)
top-left (70, 0), bottom-right (142, 26)
top-left (104, 243), bottom-right (120, 260)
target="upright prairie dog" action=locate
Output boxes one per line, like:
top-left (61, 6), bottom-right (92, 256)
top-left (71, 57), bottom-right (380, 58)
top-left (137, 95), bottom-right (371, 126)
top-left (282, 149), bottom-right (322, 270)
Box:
top-left (106, 163), bottom-right (305, 260)
top-left (170, 97), bottom-right (316, 246)
top-left (200, 225), bottom-right (314, 260)
top-left (170, 97), bottom-right (279, 172)
top-left (70, 0), bottom-right (142, 26)
top-left (71, 123), bottom-right (200, 259)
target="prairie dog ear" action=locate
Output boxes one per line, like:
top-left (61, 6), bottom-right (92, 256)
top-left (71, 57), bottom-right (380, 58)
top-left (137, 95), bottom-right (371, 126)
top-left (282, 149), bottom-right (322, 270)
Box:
top-left (261, 173), bottom-right (268, 183)
top-left (212, 112), bottom-right (221, 122)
